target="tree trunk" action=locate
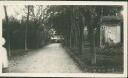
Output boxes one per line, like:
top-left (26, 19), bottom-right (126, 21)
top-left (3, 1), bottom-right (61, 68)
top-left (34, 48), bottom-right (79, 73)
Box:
top-left (88, 26), bottom-right (96, 64)
top-left (4, 6), bottom-right (11, 57)
top-left (79, 21), bottom-right (84, 54)
top-left (91, 30), bottom-right (96, 64)
top-left (25, 6), bottom-right (30, 51)
top-left (89, 16), bottom-right (96, 64)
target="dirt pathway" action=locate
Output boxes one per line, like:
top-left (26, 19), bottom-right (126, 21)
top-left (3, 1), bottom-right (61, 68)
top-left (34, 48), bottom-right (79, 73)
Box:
top-left (7, 43), bottom-right (82, 73)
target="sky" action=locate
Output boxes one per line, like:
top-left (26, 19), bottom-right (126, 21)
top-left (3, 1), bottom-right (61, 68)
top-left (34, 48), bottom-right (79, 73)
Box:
top-left (1, 5), bottom-right (48, 20)
top-left (2, 5), bottom-right (25, 20)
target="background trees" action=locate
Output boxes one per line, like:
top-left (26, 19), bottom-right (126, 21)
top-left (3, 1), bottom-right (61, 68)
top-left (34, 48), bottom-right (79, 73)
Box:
top-left (44, 5), bottom-right (123, 64)
top-left (2, 5), bottom-right (51, 52)
top-left (3, 5), bottom-right (123, 65)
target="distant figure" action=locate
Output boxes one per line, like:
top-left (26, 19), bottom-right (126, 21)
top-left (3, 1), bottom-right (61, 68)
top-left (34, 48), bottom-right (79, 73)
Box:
top-left (2, 38), bottom-right (8, 68)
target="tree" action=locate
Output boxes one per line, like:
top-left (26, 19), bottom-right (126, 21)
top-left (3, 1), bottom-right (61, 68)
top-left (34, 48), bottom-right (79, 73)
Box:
top-left (22, 5), bottom-right (52, 48)
top-left (25, 5), bottom-right (30, 51)
top-left (45, 5), bottom-right (123, 65)
top-left (44, 6), bottom-right (85, 56)
top-left (81, 5), bottom-right (123, 64)
top-left (3, 5), bottom-right (11, 57)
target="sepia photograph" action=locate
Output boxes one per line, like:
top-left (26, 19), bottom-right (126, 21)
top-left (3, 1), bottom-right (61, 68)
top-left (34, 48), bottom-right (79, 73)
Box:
top-left (0, 1), bottom-right (127, 77)
top-left (0, 77), bottom-right (127, 78)
top-left (0, 0), bottom-right (127, 2)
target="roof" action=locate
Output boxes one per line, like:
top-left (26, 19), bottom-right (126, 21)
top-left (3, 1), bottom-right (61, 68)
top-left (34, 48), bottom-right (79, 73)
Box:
top-left (101, 16), bottom-right (123, 23)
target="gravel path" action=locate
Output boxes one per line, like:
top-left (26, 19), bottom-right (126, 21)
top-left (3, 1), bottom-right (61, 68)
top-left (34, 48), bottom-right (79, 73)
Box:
top-left (7, 43), bottom-right (82, 73)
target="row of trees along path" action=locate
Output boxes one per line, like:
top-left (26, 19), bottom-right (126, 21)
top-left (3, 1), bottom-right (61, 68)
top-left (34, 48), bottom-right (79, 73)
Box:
top-left (3, 5), bottom-right (123, 72)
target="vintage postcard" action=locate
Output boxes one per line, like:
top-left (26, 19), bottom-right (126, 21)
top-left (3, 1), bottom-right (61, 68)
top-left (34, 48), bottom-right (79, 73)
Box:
top-left (0, 1), bottom-right (127, 77)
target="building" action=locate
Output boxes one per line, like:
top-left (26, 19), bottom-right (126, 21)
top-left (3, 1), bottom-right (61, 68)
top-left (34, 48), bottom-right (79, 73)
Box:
top-left (100, 16), bottom-right (123, 47)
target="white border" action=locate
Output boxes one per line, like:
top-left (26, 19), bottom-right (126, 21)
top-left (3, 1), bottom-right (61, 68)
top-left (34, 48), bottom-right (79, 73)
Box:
top-left (0, 1), bottom-right (127, 77)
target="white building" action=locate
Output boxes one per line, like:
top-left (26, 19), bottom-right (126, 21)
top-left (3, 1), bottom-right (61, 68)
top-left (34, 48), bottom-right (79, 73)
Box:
top-left (100, 16), bottom-right (123, 47)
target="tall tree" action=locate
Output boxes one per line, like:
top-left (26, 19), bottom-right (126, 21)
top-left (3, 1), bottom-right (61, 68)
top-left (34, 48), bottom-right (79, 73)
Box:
top-left (25, 5), bottom-right (30, 51)
top-left (3, 5), bottom-right (11, 57)
top-left (44, 5), bottom-right (123, 65)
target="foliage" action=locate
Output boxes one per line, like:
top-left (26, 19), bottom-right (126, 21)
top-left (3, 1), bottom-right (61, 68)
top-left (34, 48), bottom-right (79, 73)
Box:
top-left (3, 5), bottom-right (123, 65)
top-left (3, 5), bottom-right (51, 50)
top-left (44, 5), bottom-right (123, 65)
